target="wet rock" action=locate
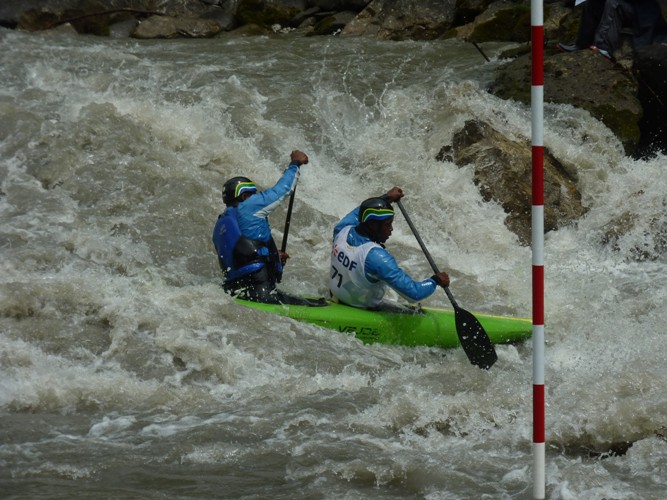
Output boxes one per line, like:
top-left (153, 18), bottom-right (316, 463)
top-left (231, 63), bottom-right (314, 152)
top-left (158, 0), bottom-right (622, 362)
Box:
top-left (309, 10), bottom-right (358, 35)
top-left (448, 0), bottom-right (532, 43)
top-left (443, 119), bottom-right (587, 245)
top-left (236, 0), bottom-right (304, 29)
top-left (0, 0), bottom-right (47, 29)
top-left (599, 206), bottom-right (667, 262)
top-left (309, 0), bottom-right (371, 9)
top-left (14, 0), bottom-right (228, 35)
top-left (341, 0), bottom-right (457, 40)
top-left (131, 15), bottom-right (222, 39)
top-left (490, 48), bottom-right (642, 156)
top-left (451, 0), bottom-right (494, 27)
top-left (200, 1), bottom-right (238, 31)
top-left (226, 23), bottom-right (274, 36)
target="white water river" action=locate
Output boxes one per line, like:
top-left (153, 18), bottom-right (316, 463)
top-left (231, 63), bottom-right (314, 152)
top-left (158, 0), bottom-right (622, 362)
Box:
top-left (1, 28), bottom-right (666, 498)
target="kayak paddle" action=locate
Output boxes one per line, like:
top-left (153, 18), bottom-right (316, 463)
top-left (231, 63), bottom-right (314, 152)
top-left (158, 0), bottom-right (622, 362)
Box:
top-left (281, 180), bottom-right (297, 255)
top-left (395, 200), bottom-right (498, 370)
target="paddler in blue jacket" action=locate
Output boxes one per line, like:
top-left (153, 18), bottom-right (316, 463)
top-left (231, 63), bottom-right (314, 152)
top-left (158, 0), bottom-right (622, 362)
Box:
top-left (330, 187), bottom-right (450, 309)
top-left (213, 150), bottom-right (318, 305)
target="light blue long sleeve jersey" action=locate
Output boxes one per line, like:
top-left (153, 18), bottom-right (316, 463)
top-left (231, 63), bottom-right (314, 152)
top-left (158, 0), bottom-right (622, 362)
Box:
top-left (332, 207), bottom-right (438, 303)
top-left (236, 163), bottom-right (299, 242)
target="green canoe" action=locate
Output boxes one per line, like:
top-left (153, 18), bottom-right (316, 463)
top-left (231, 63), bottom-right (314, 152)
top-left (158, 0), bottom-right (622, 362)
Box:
top-left (235, 298), bottom-right (532, 349)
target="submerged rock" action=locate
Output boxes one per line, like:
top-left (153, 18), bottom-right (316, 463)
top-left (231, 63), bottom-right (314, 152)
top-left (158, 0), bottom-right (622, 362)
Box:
top-left (599, 205), bottom-right (667, 262)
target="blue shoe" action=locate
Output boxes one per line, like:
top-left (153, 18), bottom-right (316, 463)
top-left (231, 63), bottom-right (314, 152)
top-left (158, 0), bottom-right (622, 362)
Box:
top-left (556, 42), bottom-right (580, 52)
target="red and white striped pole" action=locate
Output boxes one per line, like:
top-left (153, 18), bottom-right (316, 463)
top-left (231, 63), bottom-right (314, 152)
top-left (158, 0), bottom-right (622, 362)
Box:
top-left (531, 0), bottom-right (546, 498)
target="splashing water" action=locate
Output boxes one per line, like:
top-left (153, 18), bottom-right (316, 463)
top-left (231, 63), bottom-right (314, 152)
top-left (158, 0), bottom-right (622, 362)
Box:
top-left (1, 29), bottom-right (666, 498)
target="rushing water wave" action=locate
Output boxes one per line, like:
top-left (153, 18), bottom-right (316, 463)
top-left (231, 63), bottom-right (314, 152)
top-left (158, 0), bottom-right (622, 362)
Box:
top-left (1, 28), bottom-right (666, 499)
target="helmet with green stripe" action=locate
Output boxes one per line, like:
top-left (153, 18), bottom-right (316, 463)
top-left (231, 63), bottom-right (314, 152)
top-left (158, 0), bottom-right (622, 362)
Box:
top-left (359, 197), bottom-right (394, 223)
top-left (222, 176), bottom-right (257, 205)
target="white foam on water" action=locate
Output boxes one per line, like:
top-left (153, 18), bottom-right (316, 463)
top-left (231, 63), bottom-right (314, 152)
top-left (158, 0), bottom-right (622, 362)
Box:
top-left (1, 29), bottom-right (666, 498)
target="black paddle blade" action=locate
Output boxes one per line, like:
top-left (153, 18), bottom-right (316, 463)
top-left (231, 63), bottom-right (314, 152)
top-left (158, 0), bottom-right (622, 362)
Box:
top-left (454, 306), bottom-right (498, 370)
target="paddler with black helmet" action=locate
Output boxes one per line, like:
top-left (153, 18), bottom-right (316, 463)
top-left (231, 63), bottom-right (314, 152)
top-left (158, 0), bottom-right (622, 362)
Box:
top-left (212, 150), bottom-right (315, 305)
top-left (330, 187), bottom-right (450, 309)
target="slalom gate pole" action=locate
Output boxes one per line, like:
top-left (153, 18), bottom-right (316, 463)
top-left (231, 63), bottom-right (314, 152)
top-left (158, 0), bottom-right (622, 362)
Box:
top-left (531, 0), bottom-right (546, 498)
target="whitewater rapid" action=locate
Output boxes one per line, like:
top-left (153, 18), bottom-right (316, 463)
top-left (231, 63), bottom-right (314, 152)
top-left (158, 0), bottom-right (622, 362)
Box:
top-left (1, 28), bottom-right (666, 499)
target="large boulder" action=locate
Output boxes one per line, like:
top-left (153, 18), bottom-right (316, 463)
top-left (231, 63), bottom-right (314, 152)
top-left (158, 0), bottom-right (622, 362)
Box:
top-left (439, 119), bottom-right (587, 246)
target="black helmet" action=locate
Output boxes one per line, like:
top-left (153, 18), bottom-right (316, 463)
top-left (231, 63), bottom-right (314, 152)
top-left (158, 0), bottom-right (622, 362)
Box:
top-left (359, 197), bottom-right (394, 224)
top-left (222, 176), bottom-right (257, 205)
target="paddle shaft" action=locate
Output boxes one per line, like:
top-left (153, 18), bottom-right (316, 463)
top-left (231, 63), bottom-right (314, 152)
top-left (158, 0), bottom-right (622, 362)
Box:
top-left (395, 199), bottom-right (497, 369)
top-left (395, 201), bottom-right (459, 307)
top-left (280, 182), bottom-right (297, 254)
